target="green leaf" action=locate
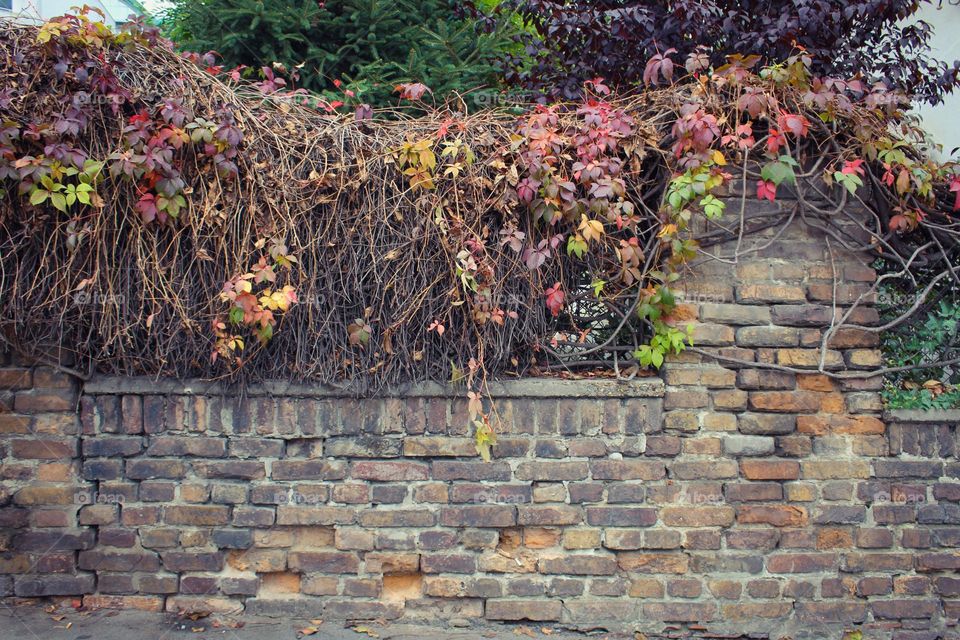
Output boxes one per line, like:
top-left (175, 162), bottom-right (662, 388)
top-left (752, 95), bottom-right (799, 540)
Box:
top-left (50, 192), bottom-right (68, 212)
top-left (651, 348), bottom-right (664, 368)
top-left (29, 189), bottom-right (48, 205)
top-left (761, 160), bottom-right (796, 186)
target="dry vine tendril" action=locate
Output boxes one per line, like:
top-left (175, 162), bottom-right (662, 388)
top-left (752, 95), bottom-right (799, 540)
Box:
top-left (1, 11), bottom-right (958, 456)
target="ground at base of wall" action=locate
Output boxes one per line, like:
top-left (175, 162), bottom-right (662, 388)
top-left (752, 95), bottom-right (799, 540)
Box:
top-left (0, 603), bottom-right (615, 640)
top-left (2, 601), bottom-right (957, 640)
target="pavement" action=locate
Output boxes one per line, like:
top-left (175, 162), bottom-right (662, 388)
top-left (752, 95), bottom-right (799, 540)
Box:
top-left (0, 599), bottom-right (616, 640)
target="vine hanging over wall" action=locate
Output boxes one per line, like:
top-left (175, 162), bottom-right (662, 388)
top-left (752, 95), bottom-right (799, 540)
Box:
top-left (0, 11), bottom-right (958, 418)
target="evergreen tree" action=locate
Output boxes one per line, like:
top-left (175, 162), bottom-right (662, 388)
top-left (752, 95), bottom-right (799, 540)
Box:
top-left (163, 0), bottom-right (516, 107)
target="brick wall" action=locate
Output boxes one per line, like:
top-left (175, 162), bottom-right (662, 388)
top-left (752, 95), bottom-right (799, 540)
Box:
top-left (1, 206), bottom-right (959, 638)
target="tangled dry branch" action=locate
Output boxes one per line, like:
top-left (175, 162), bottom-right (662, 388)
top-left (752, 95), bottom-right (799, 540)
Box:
top-left (0, 15), bottom-right (957, 394)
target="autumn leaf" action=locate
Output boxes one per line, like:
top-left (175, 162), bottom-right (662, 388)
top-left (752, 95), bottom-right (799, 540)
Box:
top-left (544, 282), bottom-right (565, 317)
top-left (394, 82), bottom-right (431, 101)
top-left (756, 180), bottom-right (777, 202)
top-left (474, 419), bottom-right (496, 462)
top-left (578, 215), bottom-right (604, 243)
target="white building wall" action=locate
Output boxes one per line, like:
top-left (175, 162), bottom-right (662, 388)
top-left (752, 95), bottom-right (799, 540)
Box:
top-left (0, 0), bottom-right (132, 27)
top-left (913, 2), bottom-right (960, 159)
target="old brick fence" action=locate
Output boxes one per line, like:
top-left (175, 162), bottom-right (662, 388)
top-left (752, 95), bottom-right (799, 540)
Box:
top-left (1, 211), bottom-right (959, 639)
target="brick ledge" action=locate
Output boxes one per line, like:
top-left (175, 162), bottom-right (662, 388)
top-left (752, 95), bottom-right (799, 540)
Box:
top-left (82, 375), bottom-right (665, 399)
top-left (885, 408), bottom-right (960, 424)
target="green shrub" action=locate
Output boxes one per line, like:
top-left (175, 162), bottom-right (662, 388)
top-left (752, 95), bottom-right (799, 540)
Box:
top-left (879, 275), bottom-right (959, 409)
top-left (162, 0), bottom-right (517, 107)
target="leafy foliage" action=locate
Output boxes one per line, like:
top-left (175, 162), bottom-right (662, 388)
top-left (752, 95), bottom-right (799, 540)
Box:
top-left (482, 0), bottom-right (960, 103)
top-left (162, 0), bottom-right (518, 107)
top-left (2, 11), bottom-right (959, 413)
top-left (881, 290), bottom-right (959, 409)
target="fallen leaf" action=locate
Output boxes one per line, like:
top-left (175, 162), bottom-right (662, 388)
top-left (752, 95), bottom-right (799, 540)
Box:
top-left (299, 626), bottom-right (318, 636)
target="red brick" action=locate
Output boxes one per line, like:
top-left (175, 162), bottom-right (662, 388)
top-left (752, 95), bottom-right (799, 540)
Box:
top-left (740, 459), bottom-right (800, 480)
top-left (737, 505), bottom-right (807, 527)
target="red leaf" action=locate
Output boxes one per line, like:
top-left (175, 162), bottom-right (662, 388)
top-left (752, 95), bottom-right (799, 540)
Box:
top-left (544, 282), bottom-right (565, 317)
top-left (756, 180), bottom-right (777, 202)
top-left (394, 82), bottom-right (432, 101)
top-left (776, 111), bottom-right (810, 138)
top-left (841, 159), bottom-right (865, 176)
top-left (950, 176), bottom-right (960, 211)
top-left (766, 129), bottom-right (785, 155)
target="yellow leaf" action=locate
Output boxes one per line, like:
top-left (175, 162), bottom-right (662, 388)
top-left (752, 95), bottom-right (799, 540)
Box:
top-left (657, 223), bottom-right (678, 238)
top-left (711, 150), bottom-right (726, 166)
top-left (578, 215), bottom-right (604, 243)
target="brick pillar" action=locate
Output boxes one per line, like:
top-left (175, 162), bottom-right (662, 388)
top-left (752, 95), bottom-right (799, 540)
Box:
top-left (0, 350), bottom-right (94, 597)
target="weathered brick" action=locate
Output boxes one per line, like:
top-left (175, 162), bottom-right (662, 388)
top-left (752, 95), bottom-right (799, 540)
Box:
top-left (766, 553), bottom-right (837, 573)
top-left (276, 506), bottom-right (356, 525)
top-left (700, 303), bottom-right (770, 325)
top-left (802, 460), bottom-right (871, 479)
top-left (585, 507), bottom-right (657, 527)
top-left (671, 459), bottom-right (738, 479)
top-left (359, 509), bottom-right (435, 527)
top-left (420, 553), bottom-right (476, 574)
top-left (164, 505), bottom-right (230, 526)
top-left (873, 460), bottom-right (943, 478)
top-left (11, 438), bottom-right (77, 459)
top-left (738, 413), bottom-right (795, 435)
top-left (228, 438), bottom-right (284, 458)
top-left (440, 505), bottom-right (516, 528)
top-left (736, 326), bottom-right (799, 347)
top-left (538, 554), bottom-right (618, 579)
top-left (432, 460), bottom-right (511, 481)
top-left (517, 505), bottom-right (581, 526)
top-left (737, 505), bottom-right (807, 527)
top-left (737, 284), bottom-right (805, 303)
top-left (146, 436), bottom-right (225, 457)
top-left (161, 551), bottom-right (223, 572)
top-left (364, 552), bottom-right (420, 574)
top-left (126, 459), bottom-right (186, 479)
top-left (589, 459), bottom-right (665, 481)
top-left (643, 602), bottom-right (715, 621)
top-left (14, 574), bottom-right (94, 596)
top-left (516, 461), bottom-right (589, 481)
top-left (288, 551), bottom-right (359, 573)
top-left (403, 437), bottom-right (476, 457)
top-left (871, 599), bottom-right (937, 620)
top-left (722, 435), bottom-right (774, 456)
top-left (797, 414), bottom-right (884, 435)
top-left (748, 391), bottom-right (820, 413)
top-left (661, 506), bottom-right (734, 527)
top-left (740, 459), bottom-right (800, 480)
top-left (193, 460), bottom-right (265, 479)
top-left (485, 599), bottom-right (561, 621)
top-left (79, 550), bottom-right (159, 572)
top-left (618, 553), bottom-right (688, 574)
top-left (271, 460), bottom-right (347, 480)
